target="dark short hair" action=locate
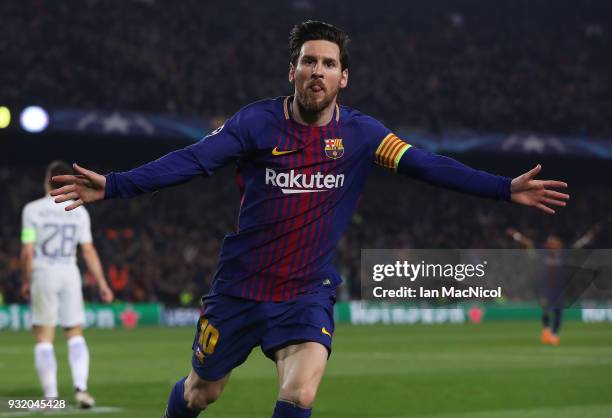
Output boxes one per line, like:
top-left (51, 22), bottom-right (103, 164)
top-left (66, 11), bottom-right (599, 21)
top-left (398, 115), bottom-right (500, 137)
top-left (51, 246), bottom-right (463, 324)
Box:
top-left (289, 20), bottom-right (350, 70)
top-left (46, 160), bottom-right (72, 189)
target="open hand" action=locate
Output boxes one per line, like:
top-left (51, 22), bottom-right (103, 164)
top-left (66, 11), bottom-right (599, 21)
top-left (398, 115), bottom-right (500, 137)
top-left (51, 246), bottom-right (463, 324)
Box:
top-left (511, 165), bottom-right (569, 214)
top-left (50, 163), bottom-right (106, 211)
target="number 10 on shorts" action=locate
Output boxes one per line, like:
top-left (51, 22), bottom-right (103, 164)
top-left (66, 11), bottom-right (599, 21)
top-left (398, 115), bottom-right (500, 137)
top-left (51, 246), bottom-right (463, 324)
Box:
top-left (195, 318), bottom-right (220, 364)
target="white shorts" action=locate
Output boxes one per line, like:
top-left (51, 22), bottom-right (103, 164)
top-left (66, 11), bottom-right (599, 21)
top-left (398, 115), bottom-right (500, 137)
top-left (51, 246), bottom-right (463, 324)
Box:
top-left (31, 265), bottom-right (85, 328)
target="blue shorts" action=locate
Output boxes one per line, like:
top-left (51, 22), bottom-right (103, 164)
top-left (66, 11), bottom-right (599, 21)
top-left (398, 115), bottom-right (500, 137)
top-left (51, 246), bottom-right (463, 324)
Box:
top-left (540, 280), bottom-right (566, 309)
top-left (191, 287), bottom-right (336, 381)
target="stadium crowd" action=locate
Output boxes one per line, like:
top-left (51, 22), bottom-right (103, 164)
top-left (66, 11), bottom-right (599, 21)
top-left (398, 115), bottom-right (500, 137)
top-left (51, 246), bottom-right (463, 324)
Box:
top-left (1, 165), bottom-right (611, 305)
top-left (3, 0), bottom-right (611, 136)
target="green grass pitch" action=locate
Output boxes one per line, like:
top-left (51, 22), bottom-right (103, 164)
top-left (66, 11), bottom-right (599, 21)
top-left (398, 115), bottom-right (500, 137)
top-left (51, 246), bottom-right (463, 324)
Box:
top-left (1, 321), bottom-right (611, 417)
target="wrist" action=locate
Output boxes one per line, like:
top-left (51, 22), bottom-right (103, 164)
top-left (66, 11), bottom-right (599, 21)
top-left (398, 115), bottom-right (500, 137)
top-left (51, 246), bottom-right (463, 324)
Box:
top-left (510, 176), bottom-right (518, 192)
top-left (103, 173), bottom-right (116, 199)
top-left (500, 176), bottom-right (512, 201)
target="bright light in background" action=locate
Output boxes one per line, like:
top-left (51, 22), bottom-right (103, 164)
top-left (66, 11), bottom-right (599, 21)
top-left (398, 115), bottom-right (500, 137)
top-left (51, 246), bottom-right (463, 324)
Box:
top-left (20, 106), bottom-right (49, 133)
top-left (0, 106), bottom-right (10, 129)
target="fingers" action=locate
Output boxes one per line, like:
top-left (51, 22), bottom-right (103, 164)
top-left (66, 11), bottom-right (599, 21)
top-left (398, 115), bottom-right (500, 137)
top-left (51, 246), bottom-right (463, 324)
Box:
top-left (103, 290), bottom-right (115, 303)
top-left (544, 189), bottom-right (570, 200)
top-left (73, 163), bottom-right (96, 179)
top-left (54, 192), bottom-right (79, 203)
top-left (51, 174), bottom-right (79, 185)
top-left (525, 164), bottom-right (542, 180)
top-left (51, 179), bottom-right (91, 203)
top-left (65, 199), bottom-right (84, 211)
top-left (541, 180), bottom-right (568, 189)
top-left (541, 197), bottom-right (566, 207)
top-left (50, 184), bottom-right (75, 196)
top-left (100, 287), bottom-right (114, 303)
top-left (536, 203), bottom-right (555, 215)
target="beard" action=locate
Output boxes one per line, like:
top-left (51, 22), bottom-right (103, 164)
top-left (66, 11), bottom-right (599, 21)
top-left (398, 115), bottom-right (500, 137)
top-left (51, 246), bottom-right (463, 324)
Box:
top-left (295, 82), bottom-right (339, 114)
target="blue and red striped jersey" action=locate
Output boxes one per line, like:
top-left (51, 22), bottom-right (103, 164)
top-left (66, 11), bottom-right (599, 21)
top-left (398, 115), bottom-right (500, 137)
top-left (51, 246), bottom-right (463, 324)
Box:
top-left (105, 96), bottom-right (511, 301)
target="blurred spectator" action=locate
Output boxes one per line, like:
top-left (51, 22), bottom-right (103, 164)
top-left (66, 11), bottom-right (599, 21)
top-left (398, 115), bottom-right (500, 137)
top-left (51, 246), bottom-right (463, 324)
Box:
top-left (2, 0), bottom-right (611, 136)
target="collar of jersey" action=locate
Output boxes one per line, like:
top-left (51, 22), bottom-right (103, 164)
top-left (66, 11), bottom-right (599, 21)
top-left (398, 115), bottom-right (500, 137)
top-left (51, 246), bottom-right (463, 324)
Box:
top-left (284, 96), bottom-right (340, 127)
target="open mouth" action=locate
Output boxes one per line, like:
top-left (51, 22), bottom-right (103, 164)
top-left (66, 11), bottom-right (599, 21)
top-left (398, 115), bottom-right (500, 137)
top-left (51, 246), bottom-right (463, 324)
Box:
top-left (309, 84), bottom-right (325, 93)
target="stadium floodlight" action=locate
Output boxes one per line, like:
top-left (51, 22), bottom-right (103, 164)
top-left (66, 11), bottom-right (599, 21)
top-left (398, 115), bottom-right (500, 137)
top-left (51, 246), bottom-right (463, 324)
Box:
top-left (0, 106), bottom-right (10, 129)
top-left (20, 106), bottom-right (49, 133)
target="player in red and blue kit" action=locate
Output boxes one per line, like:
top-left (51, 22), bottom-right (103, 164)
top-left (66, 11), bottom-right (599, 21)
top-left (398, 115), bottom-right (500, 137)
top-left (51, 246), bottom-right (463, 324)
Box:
top-left (51, 21), bottom-right (570, 418)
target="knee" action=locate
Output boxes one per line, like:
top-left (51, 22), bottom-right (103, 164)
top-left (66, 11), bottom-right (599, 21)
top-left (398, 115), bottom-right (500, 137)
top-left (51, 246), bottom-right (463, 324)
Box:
top-left (280, 383), bottom-right (318, 408)
top-left (182, 371), bottom-right (229, 412)
top-left (185, 385), bottom-right (222, 411)
top-left (296, 387), bottom-right (317, 408)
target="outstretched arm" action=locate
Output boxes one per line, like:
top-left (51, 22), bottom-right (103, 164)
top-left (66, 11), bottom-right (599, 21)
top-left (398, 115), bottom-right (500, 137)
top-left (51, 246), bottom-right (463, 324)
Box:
top-left (364, 116), bottom-right (569, 214)
top-left (395, 146), bottom-right (512, 201)
top-left (51, 144), bottom-right (211, 210)
top-left (51, 115), bottom-right (249, 210)
top-left (393, 145), bottom-right (569, 214)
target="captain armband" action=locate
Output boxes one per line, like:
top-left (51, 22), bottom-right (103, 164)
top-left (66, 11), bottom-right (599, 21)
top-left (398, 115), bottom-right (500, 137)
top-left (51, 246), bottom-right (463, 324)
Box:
top-left (374, 134), bottom-right (412, 172)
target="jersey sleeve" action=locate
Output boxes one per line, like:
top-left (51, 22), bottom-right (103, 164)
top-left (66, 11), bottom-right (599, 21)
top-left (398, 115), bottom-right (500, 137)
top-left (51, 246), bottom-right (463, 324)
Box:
top-left (79, 208), bottom-right (93, 244)
top-left (359, 114), bottom-right (412, 172)
top-left (397, 146), bottom-right (512, 201)
top-left (104, 109), bottom-right (253, 199)
top-left (21, 205), bottom-right (36, 244)
top-left (357, 113), bottom-right (510, 200)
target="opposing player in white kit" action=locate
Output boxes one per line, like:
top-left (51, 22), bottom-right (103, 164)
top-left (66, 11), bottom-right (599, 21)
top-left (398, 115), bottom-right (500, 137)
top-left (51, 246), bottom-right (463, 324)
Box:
top-left (20, 161), bottom-right (114, 408)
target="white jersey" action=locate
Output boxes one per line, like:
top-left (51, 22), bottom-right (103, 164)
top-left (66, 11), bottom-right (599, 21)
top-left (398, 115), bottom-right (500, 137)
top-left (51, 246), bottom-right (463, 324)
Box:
top-left (21, 195), bottom-right (92, 270)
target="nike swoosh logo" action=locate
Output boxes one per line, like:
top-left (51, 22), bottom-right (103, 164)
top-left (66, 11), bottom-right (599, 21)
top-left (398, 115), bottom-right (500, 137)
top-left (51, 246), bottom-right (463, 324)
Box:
top-left (272, 147), bottom-right (298, 156)
top-left (322, 327), bottom-right (332, 337)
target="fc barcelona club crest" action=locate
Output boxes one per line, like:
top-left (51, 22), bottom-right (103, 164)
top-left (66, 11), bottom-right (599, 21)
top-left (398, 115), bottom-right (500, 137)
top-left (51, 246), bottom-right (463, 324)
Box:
top-left (324, 138), bottom-right (344, 159)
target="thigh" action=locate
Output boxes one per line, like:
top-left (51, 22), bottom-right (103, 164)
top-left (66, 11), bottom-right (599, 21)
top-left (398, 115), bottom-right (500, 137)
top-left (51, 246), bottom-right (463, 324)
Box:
top-left (261, 289), bottom-right (336, 360)
top-left (33, 325), bottom-right (56, 343)
top-left (275, 341), bottom-right (329, 407)
top-left (58, 269), bottom-right (85, 328)
top-left (63, 325), bottom-right (84, 340)
top-left (191, 294), bottom-right (264, 381)
top-left (31, 270), bottom-right (59, 327)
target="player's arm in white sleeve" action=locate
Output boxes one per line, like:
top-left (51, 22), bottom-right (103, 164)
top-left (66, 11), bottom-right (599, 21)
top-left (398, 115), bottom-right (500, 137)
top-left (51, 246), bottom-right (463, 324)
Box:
top-left (79, 209), bottom-right (114, 303)
top-left (20, 205), bottom-right (36, 300)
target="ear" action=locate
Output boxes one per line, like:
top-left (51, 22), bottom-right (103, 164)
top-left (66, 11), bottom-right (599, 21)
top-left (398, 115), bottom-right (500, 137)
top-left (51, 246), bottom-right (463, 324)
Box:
top-left (289, 62), bottom-right (295, 83)
top-left (339, 68), bottom-right (349, 89)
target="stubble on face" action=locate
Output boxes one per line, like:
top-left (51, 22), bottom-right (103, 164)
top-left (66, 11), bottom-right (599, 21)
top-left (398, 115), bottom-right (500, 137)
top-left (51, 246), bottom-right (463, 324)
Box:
top-left (292, 40), bottom-right (344, 117)
top-left (296, 78), bottom-right (339, 114)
